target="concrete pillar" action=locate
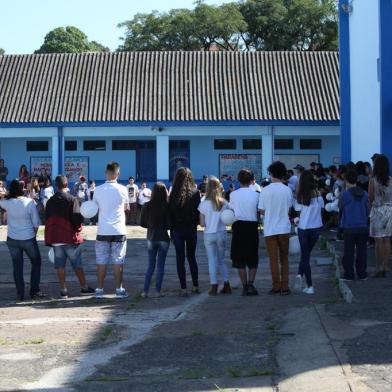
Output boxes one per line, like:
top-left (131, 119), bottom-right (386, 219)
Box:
top-left (262, 131), bottom-right (273, 178)
top-left (58, 127), bottom-right (64, 175)
top-left (51, 135), bottom-right (59, 179)
top-left (156, 134), bottom-right (169, 181)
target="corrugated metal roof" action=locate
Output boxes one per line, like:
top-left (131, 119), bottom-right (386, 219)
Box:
top-left (0, 51), bottom-right (339, 124)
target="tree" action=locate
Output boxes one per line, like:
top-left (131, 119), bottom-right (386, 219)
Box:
top-left (240, 0), bottom-right (338, 51)
top-left (35, 26), bottom-right (109, 54)
top-left (0, 48), bottom-right (4, 55)
top-left (118, 2), bottom-right (247, 51)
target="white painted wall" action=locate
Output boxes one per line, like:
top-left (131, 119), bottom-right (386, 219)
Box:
top-left (349, 1), bottom-right (381, 162)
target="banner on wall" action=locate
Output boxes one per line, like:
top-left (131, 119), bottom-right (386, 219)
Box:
top-left (219, 154), bottom-right (262, 180)
top-left (64, 157), bottom-right (89, 182)
top-left (30, 157), bottom-right (52, 177)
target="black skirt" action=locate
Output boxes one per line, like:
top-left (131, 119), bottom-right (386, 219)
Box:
top-left (231, 220), bottom-right (259, 269)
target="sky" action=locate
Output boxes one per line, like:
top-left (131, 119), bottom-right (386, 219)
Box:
top-left (0, 0), bottom-right (233, 54)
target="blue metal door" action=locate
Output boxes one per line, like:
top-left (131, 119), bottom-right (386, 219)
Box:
top-left (169, 140), bottom-right (190, 180)
top-left (136, 141), bottom-right (156, 181)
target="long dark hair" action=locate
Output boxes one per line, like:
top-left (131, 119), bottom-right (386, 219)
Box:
top-left (6, 180), bottom-right (24, 199)
top-left (297, 170), bottom-right (318, 206)
top-left (147, 182), bottom-right (169, 226)
top-left (373, 154), bottom-right (390, 187)
top-left (169, 167), bottom-right (195, 209)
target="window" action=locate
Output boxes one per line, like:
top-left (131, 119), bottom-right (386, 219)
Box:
top-left (112, 140), bottom-right (136, 150)
top-left (26, 141), bottom-right (49, 151)
top-left (300, 139), bottom-right (322, 150)
top-left (243, 139), bottom-right (261, 150)
top-left (214, 139), bottom-right (236, 150)
top-left (65, 140), bottom-right (77, 151)
top-left (83, 140), bottom-right (106, 151)
top-left (170, 140), bottom-right (189, 149)
top-left (274, 139), bottom-right (293, 150)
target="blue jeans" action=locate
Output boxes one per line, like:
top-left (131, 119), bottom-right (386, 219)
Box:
top-left (342, 231), bottom-right (368, 279)
top-left (172, 227), bottom-right (198, 289)
top-left (297, 228), bottom-right (320, 287)
top-left (6, 237), bottom-right (42, 300)
top-left (143, 240), bottom-right (170, 293)
top-left (204, 231), bottom-right (229, 284)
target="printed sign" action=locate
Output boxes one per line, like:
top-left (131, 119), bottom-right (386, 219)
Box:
top-left (64, 157), bottom-right (89, 182)
top-left (30, 157), bottom-right (52, 177)
top-left (219, 154), bottom-right (262, 180)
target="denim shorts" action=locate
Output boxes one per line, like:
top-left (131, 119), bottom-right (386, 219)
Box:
top-left (53, 244), bottom-right (82, 270)
top-left (95, 240), bottom-right (127, 265)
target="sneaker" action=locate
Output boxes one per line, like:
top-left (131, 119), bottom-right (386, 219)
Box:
top-left (191, 286), bottom-right (200, 294)
top-left (156, 291), bottom-right (165, 298)
top-left (95, 288), bottom-right (104, 299)
top-left (179, 289), bottom-right (188, 297)
top-left (80, 286), bottom-right (95, 296)
top-left (241, 285), bottom-right (248, 296)
top-left (31, 291), bottom-right (46, 300)
top-left (340, 276), bottom-right (354, 282)
top-left (294, 275), bottom-right (302, 292)
top-left (141, 291), bottom-right (148, 298)
top-left (247, 284), bottom-right (258, 296)
top-left (115, 288), bottom-right (129, 299)
top-left (303, 286), bottom-right (315, 295)
top-left (268, 289), bottom-right (281, 295)
top-left (60, 289), bottom-right (69, 299)
top-left (359, 276), bottom-right (368, 281)
top-left (219, 282), bottom-right (232, 294)
top-left (281, 289), bottom-right (292, 296)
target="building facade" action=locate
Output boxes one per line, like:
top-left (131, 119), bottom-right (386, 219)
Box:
top-left (0, 51), bottom-right (340, 183)
top-left (339, 0), bottom-right (392, 163)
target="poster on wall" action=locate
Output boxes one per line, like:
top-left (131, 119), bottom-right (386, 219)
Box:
top-left (219, 154), bottom-right (262, 180)
top-left (64, 157), bottom-right (89, 182)
top-left (30, 157), bottom-right (52, 177)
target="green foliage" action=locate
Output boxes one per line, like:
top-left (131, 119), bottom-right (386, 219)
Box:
top-left (118, 0), bottom-right (337, 52)
top-left (0, 48), bottom-right (4, 55)
top-left (35, 26), bottom-right (109, 54)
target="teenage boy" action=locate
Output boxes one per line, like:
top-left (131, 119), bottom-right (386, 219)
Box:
top-left (338, 170), bottom-right (369, 281)
top-left (93, 162), bottom-right (129, 298)
top-left (259, 161), bottom-right (293, 295)
top-left (126, 176), bottom-right (139, 225)
top-left (229, 169), bottom-right (260, 296)
top-left (45, 175), bottom-right (95, 299)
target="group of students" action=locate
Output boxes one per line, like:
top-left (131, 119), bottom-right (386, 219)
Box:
top-left (1, 153), bottom-right (391, 302)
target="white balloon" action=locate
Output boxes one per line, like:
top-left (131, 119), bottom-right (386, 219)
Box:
top-left (220, 209), bottom-right (235, 225)
top-left (48, 248), bottom-right (55, 264)
top-left (334, 188), bottom-right (340, 197)
top-left (325, 203), bottom-right (333, 212)
top-left (326, 193), bottom-right (334, 201)
top-left (289, 235), bottom-right (301, 255)
top-left (331, 199), bottom-right (339, 212)
top-left (325, 178), bottom-right (331, 187)
top-left (80, 200), bottom-right (99, 219)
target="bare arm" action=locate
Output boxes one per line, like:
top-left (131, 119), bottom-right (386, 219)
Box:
top-left (199, 213), bottom-right (206, 228)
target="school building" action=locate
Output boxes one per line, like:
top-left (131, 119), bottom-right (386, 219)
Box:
top-left (339, 0), bottom-right (392, 163)
top-left (0, 51), bottom-right (340, 183)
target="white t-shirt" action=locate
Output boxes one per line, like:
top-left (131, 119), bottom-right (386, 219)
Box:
top-left (288, 176), bottom-right (298, 193)
top-left (138, 187), bottom-right (152, 205)
top-left (258, 182), bottom-right (293, 237)
top-left (229, 187), bottom-right (259, 222)
top-left (294, 196), bottom-right (324, 230)
top-left (198, 199), bottom-right (228, 234)
top-left (249, 183), bottom-right (262, 193)
top-left (126, 184), bottom-right (139, 203)
top-left (93, 181), bottom-right (129, 235)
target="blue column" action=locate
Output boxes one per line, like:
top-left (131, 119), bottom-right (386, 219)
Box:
top-left (379, 0), bottom-right (392, 160)
top-left (51, 135), bottom-right (59, 179)
top-left (58, 126), bottom-right (64, 175)
top-left (339, 0), bottom-right (351, 163)
top-left (156, 134), bottom-right (169, 181)
top-left (262, 131), bottom-right (273, 178)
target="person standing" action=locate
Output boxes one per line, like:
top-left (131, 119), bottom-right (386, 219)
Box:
top-left (198, 175), bottom-right (208, 197)
top-left (229, 169), bottom-right (260, 296)
top-left (0, 159), bottom-right (8, 184)
top-left (140, 182), bottom-right (171, 298)
top-left (18, 164), bottom-right (30, 186)
top-left (0, 180), bottom-right (44, 301)
top-left (93, 162), bottom-right (129, 298)
top-left (86, 180), bottom-right (97, 225)
top-left (369, 154), bottom-right (392, 277)
top-left (45, 175), bottom-right (95, 298)
top-left (126, 176), bottom-right (139, 225)
top-left (259, 161), bottom-right (293, 295)
top-left (339, 170), bottom-right (369, 281)
top-left (294, 170), bottom-right (324, 294)
top-left (137, 181), bottom-right (152, 224)
top-left (249, 175), bottom-right (262, 193)
top-left (169, 167), bottom-right (200, 296)
top-left (199, 176), bottom-right (231, 296)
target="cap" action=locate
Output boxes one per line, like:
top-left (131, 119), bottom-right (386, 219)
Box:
top-left (294, 164), bottom-right (305, 171)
